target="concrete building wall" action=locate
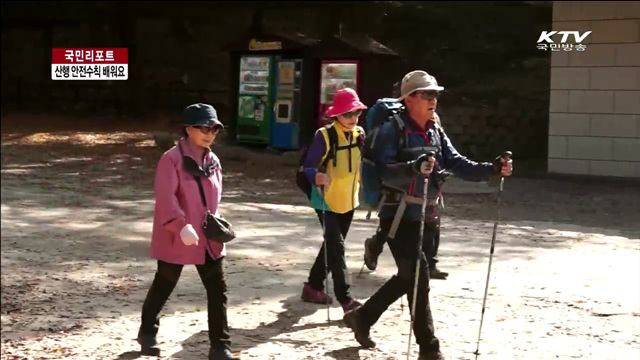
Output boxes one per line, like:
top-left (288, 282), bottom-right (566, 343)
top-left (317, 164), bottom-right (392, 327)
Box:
top-left (549, 1), bottom-right (640, 177)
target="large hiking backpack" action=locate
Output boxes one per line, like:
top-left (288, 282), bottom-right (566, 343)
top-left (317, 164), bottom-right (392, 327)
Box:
top-left (360, 99), bottom-right (407, 211)
top-left (360, 98), bottom-right (443, 214)
top-left (295, 124), bottom-right (363, 200)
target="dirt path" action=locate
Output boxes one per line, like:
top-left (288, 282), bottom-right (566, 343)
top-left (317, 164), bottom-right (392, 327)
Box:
top-left (1, 129), bottom-right (639, 360)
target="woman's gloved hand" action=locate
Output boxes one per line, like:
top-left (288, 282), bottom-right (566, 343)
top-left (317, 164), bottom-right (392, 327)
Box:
top-left (180, 224), bottom-right (199, 246)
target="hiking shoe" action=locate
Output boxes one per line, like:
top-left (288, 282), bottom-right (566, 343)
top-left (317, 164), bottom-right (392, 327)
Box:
top-left (364, 235), bottom-right (383, 271)
top-left (341, 298), bottom-right (363, 313)
top-left (136, 333), bottom-right (160, 356)
top-left (418, 351), bottom-right (445, 360)
top-left (301, 282), bottom-right (333, 304)
top-left (209, 347), bottom-right (240, 360)
top-left (343, 308), bottom-right (376, 348)
top-left (429, 268), bottom-right (449, 280)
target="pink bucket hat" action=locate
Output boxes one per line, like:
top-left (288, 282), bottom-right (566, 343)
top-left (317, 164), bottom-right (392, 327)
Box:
top-left (325, 88), bottom-right (367, 117)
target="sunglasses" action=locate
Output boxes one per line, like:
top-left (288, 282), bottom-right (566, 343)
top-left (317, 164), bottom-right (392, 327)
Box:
top-left (413, 91), bottom-right (440, 100)
top-left (341, 110), bottom-right (363, 119)
top-left (192, 126), bottom-right (221, 135)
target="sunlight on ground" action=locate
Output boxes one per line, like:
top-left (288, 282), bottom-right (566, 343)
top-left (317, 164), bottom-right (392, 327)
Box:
top-left (49, 156), bottom-right (94, 163)
top-left (54, 222), bottom-right (105, 230)
top-left (134, 139), bottom-right (156, 147)
top-left (2, 161), bottom-right (639, 360)
top-left (1, 132), bottom-right (151, 146)
top-left (0, 168), bottom-right (37, 175)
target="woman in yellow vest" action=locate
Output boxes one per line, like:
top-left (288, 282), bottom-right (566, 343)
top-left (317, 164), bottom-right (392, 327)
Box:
top-left (301, 88), bottom-right (366, 313)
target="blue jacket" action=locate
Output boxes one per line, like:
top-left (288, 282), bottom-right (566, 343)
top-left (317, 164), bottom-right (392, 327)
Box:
top-left (373, 112), bottom-right (496, 221)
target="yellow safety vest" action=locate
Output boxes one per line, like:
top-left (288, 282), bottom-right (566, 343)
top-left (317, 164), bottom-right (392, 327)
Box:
top-left (316, 121), bottom-right (364, 214)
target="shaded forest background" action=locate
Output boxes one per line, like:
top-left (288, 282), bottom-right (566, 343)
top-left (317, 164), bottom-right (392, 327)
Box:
top-left (1, 1), bottom-right (552, 161)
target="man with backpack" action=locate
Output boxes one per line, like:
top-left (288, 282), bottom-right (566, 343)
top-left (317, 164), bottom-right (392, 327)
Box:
top-left (360, 83), bottom-right (451, 280)
top-left (344, 70), bottom-right (513, 360)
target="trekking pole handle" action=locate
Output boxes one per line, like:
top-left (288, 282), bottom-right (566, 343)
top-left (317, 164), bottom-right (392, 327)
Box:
top-left (499, 151), bottom-right (512, 192)
top-left (426, 151), bottom-right (436, 175)
top-left (419, 151), bottom-right (436, 171)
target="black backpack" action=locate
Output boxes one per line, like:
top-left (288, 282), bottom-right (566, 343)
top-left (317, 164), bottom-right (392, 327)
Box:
top-left (295, 124), bottom-right (363, 200)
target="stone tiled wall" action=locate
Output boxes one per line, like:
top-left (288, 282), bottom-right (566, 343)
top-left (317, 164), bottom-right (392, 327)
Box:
top-left (548, 1), bottom-right (640, 177)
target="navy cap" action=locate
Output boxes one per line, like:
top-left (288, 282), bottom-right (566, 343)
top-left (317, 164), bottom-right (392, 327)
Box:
top-left (183, 103), bottom-right (224, 128)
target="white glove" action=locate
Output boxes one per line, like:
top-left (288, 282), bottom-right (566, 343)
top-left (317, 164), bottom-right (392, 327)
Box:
top-left (179, 224), bottom-right (199, 246)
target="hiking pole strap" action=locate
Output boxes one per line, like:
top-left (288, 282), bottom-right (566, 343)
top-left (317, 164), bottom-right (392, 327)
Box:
top-left (388, 197), bottom-right (406, 239)
top-left (365, 190), bottom-right (389, 221)
top-left (389, 194), bottom-right (424, 205)
top-left (375, 192), bottom-right (388, 214)
top-left (386, 194), bottom-right (424, 239)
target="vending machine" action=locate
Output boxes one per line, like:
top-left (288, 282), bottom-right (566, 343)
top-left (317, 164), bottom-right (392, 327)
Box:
top-left (236, 56), bottom-right (275, 145)
top-left (317, 60), bottom-right (360, 128)
top-left (271, 58), bottom-right (303, 150)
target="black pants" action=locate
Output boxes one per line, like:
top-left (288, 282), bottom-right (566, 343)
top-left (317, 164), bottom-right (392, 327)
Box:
top-left (307, 209), bottom-right (354, 304)
top-left (139, 254), bottom-right (231, 350)
top-left (358, 217), bottom-right (440, 355)
top-left (372, 205), bottom-right (441, 269)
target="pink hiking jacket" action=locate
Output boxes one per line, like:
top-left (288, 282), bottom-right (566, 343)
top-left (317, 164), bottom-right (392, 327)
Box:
top-left (149, 137), bottom-right (225, 264)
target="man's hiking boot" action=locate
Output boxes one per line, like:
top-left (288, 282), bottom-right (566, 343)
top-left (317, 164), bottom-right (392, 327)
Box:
top-left (209, 347), bottom-right (240, 360)
top-left (364, 235), bottom-right (383, 271)
top-left (418, 351), bottom-right (446, 360)
top-left (136, 332), bottom-right (160, 356)
top-left (429, 268), bottom-right (449, 280)
top-left (343, 308), bottom-right (376, 348)
top-left (341, 298), bottom-right (363, 313)
top-left (301, 282), bottom-right (333, 304)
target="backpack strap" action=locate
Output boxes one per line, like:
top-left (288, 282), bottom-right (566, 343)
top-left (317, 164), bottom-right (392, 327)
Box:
top-left (433, 112), bottom-right (442, 126)
top-left (322, 124), bottom-right (363, 170)
top-left (432, 113), bottom-right (445, 153)
top-left (318, 124), bottom-right (339, 172)
top-left (355, 127), bottom-right (365, 150)
top-left (327, 124), bottom-right (339, 168)
top-left (391, 111), bottom-right (408, 150)
top-left (336, 127), bottom-right (363, 150)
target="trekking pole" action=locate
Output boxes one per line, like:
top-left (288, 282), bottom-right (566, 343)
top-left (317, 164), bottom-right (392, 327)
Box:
top-left (473, 151), bottom-right (512, 357)
top-left (320, 184), bottom-right (330, 324)
top-left (357, 262), bottom-right (366, 278)
top-left (407, 151), bottom-right (435, 360)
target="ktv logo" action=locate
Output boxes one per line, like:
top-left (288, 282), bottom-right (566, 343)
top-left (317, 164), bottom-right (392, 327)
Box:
top-left (537, 31), bottom-right (592, 52)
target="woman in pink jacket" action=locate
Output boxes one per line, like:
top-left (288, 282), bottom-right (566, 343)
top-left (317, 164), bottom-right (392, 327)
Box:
top-left (137, 103), bottom-right (239, 360)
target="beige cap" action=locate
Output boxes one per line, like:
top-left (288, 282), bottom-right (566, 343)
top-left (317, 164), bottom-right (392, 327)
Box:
top-left (398, 70), bottom-right (444, 101)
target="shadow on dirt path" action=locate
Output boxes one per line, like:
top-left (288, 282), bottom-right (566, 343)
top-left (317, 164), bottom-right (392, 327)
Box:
top-left (2, 127), bottom-right (639, 360)
top-left (167, 294), bottom-right (342, 359)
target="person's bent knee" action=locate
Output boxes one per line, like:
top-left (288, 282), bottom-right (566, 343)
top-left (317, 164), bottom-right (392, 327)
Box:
top-left (425, 221), bottom-right (439, 232)
top-left (397, 261), bottom-right (431, 292)
top-left (324, 226), bottom-right (343, 242)
top-left (397, 260), bottom-right (416, 284)
top-left (157, 262), bottom-right (182, 284)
